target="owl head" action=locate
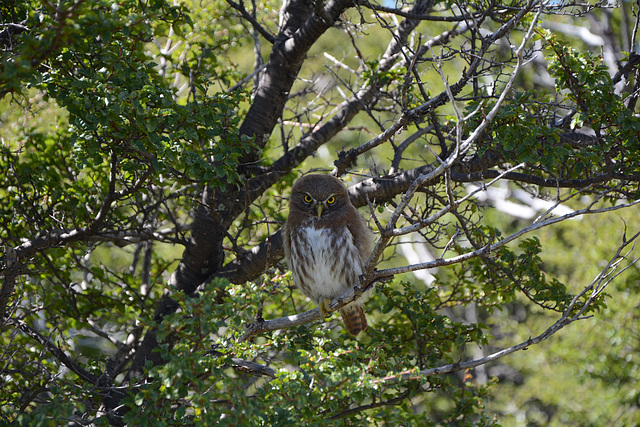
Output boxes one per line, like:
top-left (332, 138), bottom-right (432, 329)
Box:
top-left (289, 174), bottom-right (351, 219)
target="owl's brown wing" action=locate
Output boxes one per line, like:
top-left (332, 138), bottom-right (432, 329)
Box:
top-left (339, 305), bottom-right (367, 336)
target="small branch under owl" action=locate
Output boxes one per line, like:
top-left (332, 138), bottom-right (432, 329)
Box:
top-left (238, 276), bottom-right (386, 343)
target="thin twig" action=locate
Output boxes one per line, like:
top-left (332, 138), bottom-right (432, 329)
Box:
top-left (227, 0), bottom-right (276, 43)
top-left (7, 318), bottom-right (100, 385)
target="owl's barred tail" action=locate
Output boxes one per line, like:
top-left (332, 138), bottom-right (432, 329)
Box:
top-left (340, 305), bottom-right (367, 336)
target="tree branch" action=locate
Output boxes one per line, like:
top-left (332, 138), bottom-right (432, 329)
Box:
top-left (332, 0), bottom-right (542, 176)
top-left (381, 230), bottom-right (640, 381)
top-left (237, 197), bottom-right (640, 341)
top-left (7, 318), bottom-right (101, 385)
top-left (238, 0), bottom-right (354, 152)
top-left (230, 357), bottom-right (276, 378)
top-left (215, 230), bottom-right (284, 285)
top-left (375, 198), bottom-right (640, 277)
top-left (356, 0), bottom-right (480, 22)
top-left (329, 389), bottom-right (412, 419)
top-left (0, 22), bottom-right (28, 47)
top-left (450, 169), bottom-right (640, 188)
top-left (0, 246), bottom-right (18, 317)
top-left (227, 0), bottom-right (276, 44)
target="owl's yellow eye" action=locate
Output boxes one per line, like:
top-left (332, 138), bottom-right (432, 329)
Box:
top-left (326, 196), bottom-right (336, 204)
top-left (303, 195), bottom-right (313, 204)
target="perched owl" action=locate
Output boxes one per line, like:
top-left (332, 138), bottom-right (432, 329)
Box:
top-left (283, 174), bottom-right (374, 335)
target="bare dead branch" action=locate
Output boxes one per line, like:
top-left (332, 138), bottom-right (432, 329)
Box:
top-left (333, 0), bottom-right (541, 177)
top-left (379, 229), bottom-right (640, 381)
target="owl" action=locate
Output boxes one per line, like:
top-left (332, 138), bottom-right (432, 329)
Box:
top-left (283, 174), bottom-right (374, 335)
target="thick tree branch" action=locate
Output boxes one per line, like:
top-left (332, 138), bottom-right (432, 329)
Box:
top-left (451, 169), bottom-right (640, 188)
top-left (238, 0), bottom-right (354, 153)
top-left (216, 230), bottom-right (284, 285)
top-left (0, 246), bottom-right (18, 317)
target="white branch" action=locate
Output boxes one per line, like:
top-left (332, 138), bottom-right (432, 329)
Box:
top-left (374, 198), bottom-right (640, 279)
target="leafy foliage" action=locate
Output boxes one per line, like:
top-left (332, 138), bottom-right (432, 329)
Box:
top-left (119, 280), bottom-right (495, 425)
top-left (1, 0), bottom-right (640, 425)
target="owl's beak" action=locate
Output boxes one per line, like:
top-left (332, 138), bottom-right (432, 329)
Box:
top-left (315, 203), bottom-right (324, 217)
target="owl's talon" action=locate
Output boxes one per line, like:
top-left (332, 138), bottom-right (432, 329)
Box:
top-left (319, 298), bottom-right (332, 318)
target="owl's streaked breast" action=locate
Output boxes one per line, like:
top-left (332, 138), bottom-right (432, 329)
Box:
top-left (288, 224), bottom-right (363, 303)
